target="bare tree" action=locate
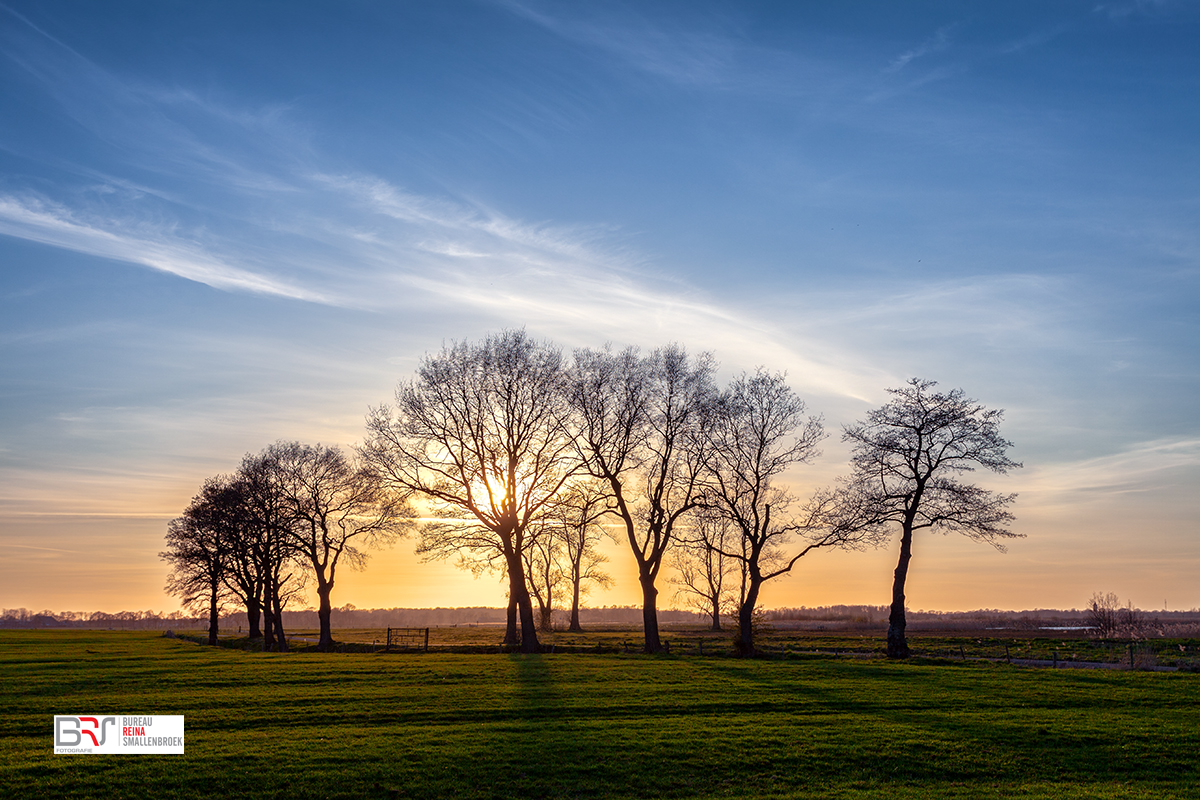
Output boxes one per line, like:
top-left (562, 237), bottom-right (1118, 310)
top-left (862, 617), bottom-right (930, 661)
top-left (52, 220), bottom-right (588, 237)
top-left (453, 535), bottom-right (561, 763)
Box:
top-left (161, 480), bottom-right (235, 645)
top-left (270, 441), bottom-right (413, 651)
top-left (1088, 591), bottom-right (1120, 638)
top-left (237, 449), bottom-right (306, 651)
top-left (185, 473), bottom-right (269, 642)
top-left (569, 344), bottom-right (714, 653)
top-left (830, 378), bottom-right (1022, 658)
top-left (671, 510), bottom-right (739, 631)
top-left (552, 481), bottom-right (613, 632)
top-left (362, 330), bottom-right (577, 653)
top-left (703, 370), bottom-right (863, 655)
top-left (522, 526), bottom-right (565, 632)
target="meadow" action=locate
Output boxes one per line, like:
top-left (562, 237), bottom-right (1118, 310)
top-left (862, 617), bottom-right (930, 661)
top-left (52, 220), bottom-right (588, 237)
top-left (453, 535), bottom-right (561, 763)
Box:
top-left (2, 630), bottom-right (1198, 799)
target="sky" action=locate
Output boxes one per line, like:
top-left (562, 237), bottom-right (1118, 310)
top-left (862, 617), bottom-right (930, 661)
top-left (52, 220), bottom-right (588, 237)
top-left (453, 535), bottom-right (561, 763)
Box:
top-left (1, 1), bottom-right (1197, 616)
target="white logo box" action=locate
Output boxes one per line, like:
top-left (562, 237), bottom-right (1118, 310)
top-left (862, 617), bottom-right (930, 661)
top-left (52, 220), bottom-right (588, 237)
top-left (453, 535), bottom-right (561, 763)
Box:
top-left (54, 715), bottom-right (185, 754)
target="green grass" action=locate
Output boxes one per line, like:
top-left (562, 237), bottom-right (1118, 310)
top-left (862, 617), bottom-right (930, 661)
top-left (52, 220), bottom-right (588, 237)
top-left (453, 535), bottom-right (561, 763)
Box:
top-left (2, 630), bottom-right (1198, 799)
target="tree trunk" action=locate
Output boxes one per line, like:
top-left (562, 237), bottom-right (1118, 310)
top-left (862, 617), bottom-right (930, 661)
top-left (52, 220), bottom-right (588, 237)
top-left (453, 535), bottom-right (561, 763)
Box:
top-left (507, 556), bottom-right (540, 653)
top-left (263, 599), bottom-right (275, 649)
top-left (517, 594), bottom-right (540, 653)
top-left (710, 596), bottom-right (722, 631)
top-left (504, 593), bottom-right (519, 646)
top-left (640, 571), bottom-right (662, 653)
top-left (887, 526), bottom-right (914, 658)
top-left (246, 599), bottom-right (262, 640)
top-left (736, 577), bottom-right (761, 657)
top-left (207, 580), bottom-right (220, 647)
top-left (568, 577), bottom-right (582, 632)
top-left (272, 591), bottom-right (288, 652)
top-left (538, 603), bottom-right (553, 632)
top-left (316, 578), bottom-right (334, 651)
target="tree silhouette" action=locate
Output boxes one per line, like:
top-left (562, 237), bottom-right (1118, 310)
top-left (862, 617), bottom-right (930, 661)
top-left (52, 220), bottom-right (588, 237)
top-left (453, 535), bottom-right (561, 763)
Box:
top-left (363, 330), bottom-right (576, 653)
top-left (703, 370), bottom-right (861, 655)
top-left (161, 479), bottom-right (235, 645)
top-left (522, 524), bottom-right (565, 632)
top-left (269, 441), bottom-right (412, 651)
top-left (237, 449), bottom-right (307, 651)
top-left (829, 378), bottom-right (1022, 658)
top-left (569, 344), bottom-right (713, 653)
top-left (548, 480), bottom-right (613, 632)
top-left (671, 509), bottom-right (739, 631)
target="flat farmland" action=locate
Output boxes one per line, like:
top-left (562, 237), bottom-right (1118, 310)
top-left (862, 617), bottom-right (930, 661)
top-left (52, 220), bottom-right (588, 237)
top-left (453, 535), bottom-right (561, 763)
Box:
top-left (289, 624), bottom-right (1200, 668)
top-left (2, 630), bottom-right (1198, 799)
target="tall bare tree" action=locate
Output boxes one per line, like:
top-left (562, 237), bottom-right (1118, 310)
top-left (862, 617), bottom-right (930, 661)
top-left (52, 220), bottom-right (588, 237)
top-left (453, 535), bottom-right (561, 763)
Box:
top-left (270, 441), bottom-right (413, 651)
top-left (703, 370), bottom-right (867, 655)
top-left (210, 475), bottom-right (266, 641)
top-left (161, 479), bottom-right (235, 646)
top-left (569, 344), bottom-right (714, 653)
top-left (237, 449), bottom-right (306, 651)
top-left (362, 330), bottom-right (577, 653)
top-left (829, 378), bottom-right (1022, 658)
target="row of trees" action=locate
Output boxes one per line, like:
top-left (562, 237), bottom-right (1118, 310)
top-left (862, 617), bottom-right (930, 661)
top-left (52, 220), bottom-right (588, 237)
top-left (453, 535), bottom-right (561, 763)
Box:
top-left (359, 330), bottom-right (1022, 658)
top-left (161, 443), bottom-right (411, 649)
top-left (164, 329), bottom-right (1021, 658)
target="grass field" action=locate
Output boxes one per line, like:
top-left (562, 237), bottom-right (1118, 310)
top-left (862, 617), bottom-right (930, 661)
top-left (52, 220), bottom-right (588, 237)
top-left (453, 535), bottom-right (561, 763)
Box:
top-left (2, 630), bottom-right (1198, 799)
top-left (296, 624), bottom-right (1200, 668)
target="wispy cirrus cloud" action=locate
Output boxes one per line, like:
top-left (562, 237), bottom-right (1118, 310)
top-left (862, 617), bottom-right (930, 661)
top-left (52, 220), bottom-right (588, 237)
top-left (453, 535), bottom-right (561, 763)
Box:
top-left (1020, 437), bottom-right (1200, 499)
top-left (496, 0), bottom-right (738, 87)
top-left (0, 194), bottom-right (329, 302)
top-left (0, 25), bottom-right (840, 394)
top-left (885, 24), bottom-right (959, 73)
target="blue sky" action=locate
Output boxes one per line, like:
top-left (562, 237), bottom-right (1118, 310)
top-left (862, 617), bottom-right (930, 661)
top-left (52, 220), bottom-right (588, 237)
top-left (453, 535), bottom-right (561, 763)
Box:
top-left (2, 1), bottom-right (1197, 613)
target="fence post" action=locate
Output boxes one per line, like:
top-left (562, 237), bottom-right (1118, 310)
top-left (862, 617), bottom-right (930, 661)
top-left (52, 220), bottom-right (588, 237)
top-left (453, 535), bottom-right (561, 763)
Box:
top-left (424, 627), bottom-right (429, 652)
top-left (386, 627), bottom-right (391, 652)
top-left (1005, 643), bottom-right (1010, 663)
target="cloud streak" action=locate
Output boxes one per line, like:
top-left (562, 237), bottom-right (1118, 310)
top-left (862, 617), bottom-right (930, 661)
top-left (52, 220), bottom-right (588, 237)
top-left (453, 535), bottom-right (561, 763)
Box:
top-left (496, 0), bottom-right (738, 87)
top-left (1020, 437), bottom-right (1200, 498)
top-left (885, 24), bottom-right (958, 73)
top-left (0, 194), bottom-right (329, 302)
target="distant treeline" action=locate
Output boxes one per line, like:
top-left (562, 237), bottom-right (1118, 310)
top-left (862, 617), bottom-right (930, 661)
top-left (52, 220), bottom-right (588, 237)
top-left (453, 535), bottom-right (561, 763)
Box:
top-left (7, 604), bottom-right (1199, 631)
top-left (0, 605), bottom-right (706, 630)
top-left (763, 605), bottom-right (1200, 633)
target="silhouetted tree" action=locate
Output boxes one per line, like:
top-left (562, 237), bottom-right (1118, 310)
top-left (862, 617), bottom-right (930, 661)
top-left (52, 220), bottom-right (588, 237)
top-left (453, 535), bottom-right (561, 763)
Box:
top-left (569, 344), bottom-right (714, 653)
top-left (161, 481), bottom-right (235, 645)
top-left (671, 510), bottom-right (739, 631)
top-left (703, 370), bottom-right (867, 655)
top-left (555, 481), bottom-right (613, 632)
top-left (363, 330), bottom-right (577, 653)
top-left (523, 526), bottom-right (565, 632)
top-left (829, 378), bottom-right (1022, 658)
top-left (270, 441), bottom-right (413, 651)
top-left (237, 449), bottom-right (307, 651)
top-left (527, 480), bottom-right (613, 633)
top-left (1088, 591), bottom-right (1120, 638)
top-left (188, 474), bottom-right (265, 640)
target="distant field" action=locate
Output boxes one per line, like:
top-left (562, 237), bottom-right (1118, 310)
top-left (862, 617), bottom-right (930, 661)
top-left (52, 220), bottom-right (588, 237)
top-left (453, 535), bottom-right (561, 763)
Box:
top-left (279, 624), bottom-right (1200, 668)
top-left (2, 630), bottom-right (1198, 799)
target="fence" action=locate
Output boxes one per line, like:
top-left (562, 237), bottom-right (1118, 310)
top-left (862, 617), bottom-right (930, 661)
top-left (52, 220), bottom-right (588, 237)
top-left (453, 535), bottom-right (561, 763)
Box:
top-left (886, 637), bottom-right (1200, 670)
top-left (386, 627), bottom-right (430, 652)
